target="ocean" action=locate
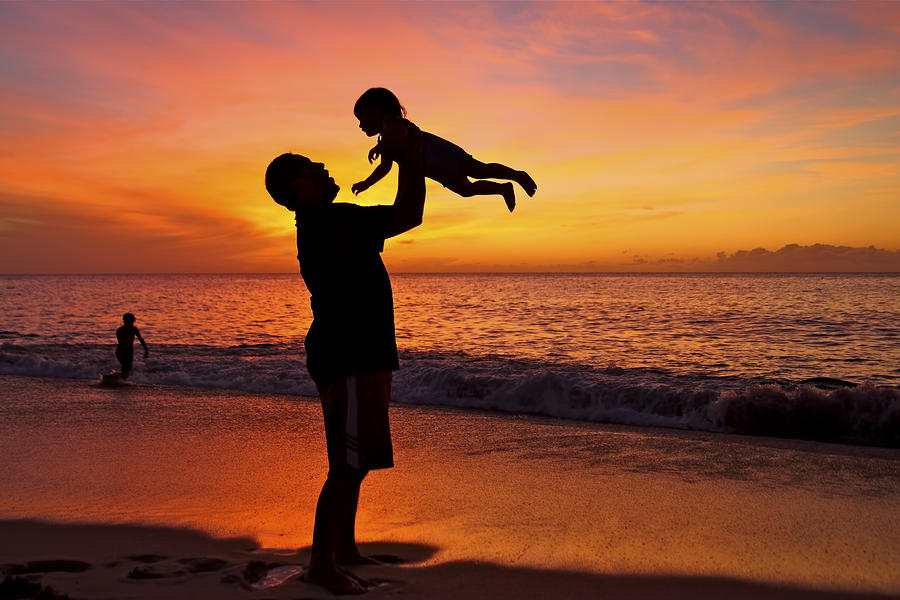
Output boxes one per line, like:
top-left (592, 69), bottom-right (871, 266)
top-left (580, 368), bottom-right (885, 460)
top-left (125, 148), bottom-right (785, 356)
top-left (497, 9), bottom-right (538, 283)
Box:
top-left (1, 273), bottom-right (898, 446)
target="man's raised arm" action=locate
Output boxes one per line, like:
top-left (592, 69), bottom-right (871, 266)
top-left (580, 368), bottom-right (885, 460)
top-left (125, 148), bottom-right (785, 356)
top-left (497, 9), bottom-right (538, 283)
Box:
top-left (385, 122), bottom-right (425, 238)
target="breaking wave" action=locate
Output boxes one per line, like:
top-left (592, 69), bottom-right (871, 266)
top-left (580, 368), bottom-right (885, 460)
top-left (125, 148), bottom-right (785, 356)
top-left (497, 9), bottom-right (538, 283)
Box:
top-left (2, 341), bottom-right (898, 447)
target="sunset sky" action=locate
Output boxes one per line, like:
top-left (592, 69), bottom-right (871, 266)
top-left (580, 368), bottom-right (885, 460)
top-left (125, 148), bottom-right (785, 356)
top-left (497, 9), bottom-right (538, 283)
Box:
top-left (1, 1), bottom-right (898, 273)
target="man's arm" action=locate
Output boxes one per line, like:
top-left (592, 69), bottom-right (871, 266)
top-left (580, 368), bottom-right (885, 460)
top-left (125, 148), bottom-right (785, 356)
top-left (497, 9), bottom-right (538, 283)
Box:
top-left (385, 123), bottom-right (425, 238)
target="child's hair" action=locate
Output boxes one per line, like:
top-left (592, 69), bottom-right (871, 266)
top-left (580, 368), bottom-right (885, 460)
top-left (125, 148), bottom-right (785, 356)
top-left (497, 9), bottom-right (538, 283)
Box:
top-left (123, 312), bottom-right (136, 324)
top-left (354, 88), bottom-right (406, 119)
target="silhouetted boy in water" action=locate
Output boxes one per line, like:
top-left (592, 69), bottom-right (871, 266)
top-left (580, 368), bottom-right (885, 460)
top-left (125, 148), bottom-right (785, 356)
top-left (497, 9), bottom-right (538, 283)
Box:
top-left (116, 312), bottom-right (148, 379)
top-left (351, 87), bottom-right (536, 212)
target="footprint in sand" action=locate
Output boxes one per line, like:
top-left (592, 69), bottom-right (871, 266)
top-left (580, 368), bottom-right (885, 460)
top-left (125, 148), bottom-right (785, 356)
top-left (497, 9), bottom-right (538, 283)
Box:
top-left (242, 560), bottom-right (404, 593)
top-left (124, 556), bottom-right (231, 580)
top-left (127, 566), bottom-right (187, 580)
top-left (177, 557), bottom-right (231, 573)
top-left (2, 559), bottom-right (92, 575)
top-left (124, 554), bottom-right (167, 564)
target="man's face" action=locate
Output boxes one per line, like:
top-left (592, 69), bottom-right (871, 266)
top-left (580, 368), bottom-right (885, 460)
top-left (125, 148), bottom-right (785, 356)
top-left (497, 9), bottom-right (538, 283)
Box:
top-left (289, 161), bottom-right (340, 210)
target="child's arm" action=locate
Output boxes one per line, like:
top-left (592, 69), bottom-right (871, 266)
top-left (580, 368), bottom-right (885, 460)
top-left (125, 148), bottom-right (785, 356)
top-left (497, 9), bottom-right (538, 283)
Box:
top-left (352, 153), bottom-right (393, 195)
top-left (136, 328), bottom-right (149, 357)
top-left (368, 141), bottom-right (382, 164)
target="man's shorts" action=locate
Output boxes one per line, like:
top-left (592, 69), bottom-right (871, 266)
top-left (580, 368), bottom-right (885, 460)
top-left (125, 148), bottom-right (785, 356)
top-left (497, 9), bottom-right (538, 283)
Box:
top-left (319, 371), bottom-right (393, 477)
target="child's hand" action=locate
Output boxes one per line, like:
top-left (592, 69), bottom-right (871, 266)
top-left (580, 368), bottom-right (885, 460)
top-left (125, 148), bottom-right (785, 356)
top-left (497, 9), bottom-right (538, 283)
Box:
top-left (351, 181), bottom-right (369, 195)
top-left (368, 144), bottom-right (381, 164)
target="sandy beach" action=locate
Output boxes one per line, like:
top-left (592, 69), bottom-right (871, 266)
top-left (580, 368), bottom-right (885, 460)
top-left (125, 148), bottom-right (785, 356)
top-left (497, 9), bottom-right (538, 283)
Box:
top-left (2, 375), bottom-right (899, 599)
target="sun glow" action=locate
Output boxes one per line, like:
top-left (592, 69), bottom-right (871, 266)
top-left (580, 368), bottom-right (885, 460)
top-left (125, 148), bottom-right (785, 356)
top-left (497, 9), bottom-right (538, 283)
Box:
top-left (0, 1), bottom-right (898, 273)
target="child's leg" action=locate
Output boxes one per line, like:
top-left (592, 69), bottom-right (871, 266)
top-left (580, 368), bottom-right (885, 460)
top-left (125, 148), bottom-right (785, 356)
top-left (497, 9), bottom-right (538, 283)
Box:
top-left (465, 159), bottom-right (537, 197)
top-left (446, 178), bottom-right (516, 212)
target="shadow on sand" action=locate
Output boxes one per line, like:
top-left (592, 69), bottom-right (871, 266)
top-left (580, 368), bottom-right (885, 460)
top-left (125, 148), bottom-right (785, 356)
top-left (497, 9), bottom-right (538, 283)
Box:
top-left (0, 520), bottom-right (894, 599)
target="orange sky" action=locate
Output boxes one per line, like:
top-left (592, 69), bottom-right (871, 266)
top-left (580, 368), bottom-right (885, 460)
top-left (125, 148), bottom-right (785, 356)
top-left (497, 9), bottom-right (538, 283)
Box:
top-left (1, 1), bottom-right (898, 273)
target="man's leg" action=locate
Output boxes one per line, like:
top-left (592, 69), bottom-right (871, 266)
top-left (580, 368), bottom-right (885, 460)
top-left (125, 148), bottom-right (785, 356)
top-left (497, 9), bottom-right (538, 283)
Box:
top-left (307, 371), bottom-right (393, 591)
top-left (336, 370), bottom-right (393, 566)
top-left (335, 476), bottom-right (381, 565)
top-left (307, 471), bottom-right (367, 594)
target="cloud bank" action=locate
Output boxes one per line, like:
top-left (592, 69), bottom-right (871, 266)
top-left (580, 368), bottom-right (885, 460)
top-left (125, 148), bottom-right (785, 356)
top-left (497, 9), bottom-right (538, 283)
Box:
top-left (710, 244), bottom-right (900, 272)
top-left (618, 243), bottom-right (900, 273)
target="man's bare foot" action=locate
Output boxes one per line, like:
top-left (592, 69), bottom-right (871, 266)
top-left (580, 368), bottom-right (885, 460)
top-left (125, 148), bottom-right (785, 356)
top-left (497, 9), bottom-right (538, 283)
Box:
top-left (302, 567), bottom-right (366, 595)
top-left (339, 566), bottom-right (373, 588)
top-left (516, 171), bottom-right (537, 196)
top-left (502, 182), bottom-right (516, 212)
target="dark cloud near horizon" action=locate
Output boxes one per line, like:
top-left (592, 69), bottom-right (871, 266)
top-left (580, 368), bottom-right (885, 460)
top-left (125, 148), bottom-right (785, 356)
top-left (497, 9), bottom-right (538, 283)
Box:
top-left (620, 244), bottom-right (900, 272)
top-left (626, 243), bottom-right (900, 272)
top-left (712, 244), bottom-right (900, 272)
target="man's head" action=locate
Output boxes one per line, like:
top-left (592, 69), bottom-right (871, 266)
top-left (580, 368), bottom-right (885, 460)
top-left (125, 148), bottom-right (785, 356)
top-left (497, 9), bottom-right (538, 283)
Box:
top-left (123, 312), bottom-right (136, 324)
top-left (265, 153), bottom-right (339, 212)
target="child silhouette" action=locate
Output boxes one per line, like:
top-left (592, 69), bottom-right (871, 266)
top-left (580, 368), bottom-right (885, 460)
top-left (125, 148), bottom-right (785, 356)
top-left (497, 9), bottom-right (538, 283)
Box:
top-left (115, 312), bottom-right (148, 380)
top-left (351, 88), bottom-right (536, 212)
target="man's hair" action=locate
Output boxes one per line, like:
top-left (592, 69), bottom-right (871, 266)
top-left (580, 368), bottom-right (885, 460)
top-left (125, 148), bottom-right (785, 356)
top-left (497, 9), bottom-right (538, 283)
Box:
top-left (265, 153), bottom-right (312, 208)
top-left (354, 87), bottom-right (406, 119)
top-left (123, 312), bottom-right (135, 323)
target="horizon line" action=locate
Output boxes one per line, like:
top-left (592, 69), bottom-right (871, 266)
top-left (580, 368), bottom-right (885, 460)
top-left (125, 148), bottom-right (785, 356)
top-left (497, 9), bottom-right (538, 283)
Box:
top-left (2, 271), bottom-right (900, 277)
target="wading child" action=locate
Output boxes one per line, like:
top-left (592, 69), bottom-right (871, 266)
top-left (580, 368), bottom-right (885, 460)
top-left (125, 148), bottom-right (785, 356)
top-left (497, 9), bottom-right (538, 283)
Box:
top-left (351, 87), bottom-right (536, 212)
top-left (115, 312), bottom-right (148, 380)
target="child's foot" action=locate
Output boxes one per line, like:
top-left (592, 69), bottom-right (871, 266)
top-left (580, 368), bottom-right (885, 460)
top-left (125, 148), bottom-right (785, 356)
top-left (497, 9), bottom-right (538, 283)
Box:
top-left (516, 171), bottom-right (537, 197)
top-left (502, 182), bottom-right (516, 212)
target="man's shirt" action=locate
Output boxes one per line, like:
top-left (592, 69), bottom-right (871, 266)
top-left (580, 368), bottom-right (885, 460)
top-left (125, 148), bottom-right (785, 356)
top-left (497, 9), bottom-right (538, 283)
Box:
top-left (296, 202), bottom-right (399, 388)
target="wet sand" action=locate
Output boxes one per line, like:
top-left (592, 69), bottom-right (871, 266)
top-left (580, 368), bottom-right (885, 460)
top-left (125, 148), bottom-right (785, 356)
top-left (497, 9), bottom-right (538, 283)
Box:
top-left (1, 375), bottom-right (899, 598)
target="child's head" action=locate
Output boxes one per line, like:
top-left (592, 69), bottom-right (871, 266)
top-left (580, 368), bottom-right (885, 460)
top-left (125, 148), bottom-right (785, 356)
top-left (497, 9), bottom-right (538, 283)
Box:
top-left (123, 312), bottom-right (136, 324)
top-left (265, 153), bottom-right (339, 212)
top-left (354, 88), bottom-right (406, 137)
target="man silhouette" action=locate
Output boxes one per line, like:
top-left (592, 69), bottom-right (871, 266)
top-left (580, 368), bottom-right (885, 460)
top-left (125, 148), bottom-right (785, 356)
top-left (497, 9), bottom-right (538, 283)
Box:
top-left (265, 126), bottom-right (424, 594)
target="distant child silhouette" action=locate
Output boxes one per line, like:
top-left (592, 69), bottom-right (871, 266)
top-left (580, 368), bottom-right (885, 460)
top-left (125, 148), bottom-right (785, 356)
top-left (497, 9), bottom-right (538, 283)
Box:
top-left (115, 312), bottom-right (148, 380)
top-left (351, 87), bottom-right (536, 212)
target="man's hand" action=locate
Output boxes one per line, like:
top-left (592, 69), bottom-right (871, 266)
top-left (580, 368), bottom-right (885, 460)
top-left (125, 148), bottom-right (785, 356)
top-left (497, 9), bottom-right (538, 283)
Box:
top-left (144, 349), bottom-right (149, 358)
top-left (368, 144), bottom-right (381, 164)
top-left (351, 181), bottom-right (370, 195)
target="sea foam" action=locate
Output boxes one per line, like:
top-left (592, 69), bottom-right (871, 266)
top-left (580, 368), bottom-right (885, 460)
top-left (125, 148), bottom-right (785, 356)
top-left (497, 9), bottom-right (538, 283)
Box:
top-left (2, 341), bottom-right (898, 447)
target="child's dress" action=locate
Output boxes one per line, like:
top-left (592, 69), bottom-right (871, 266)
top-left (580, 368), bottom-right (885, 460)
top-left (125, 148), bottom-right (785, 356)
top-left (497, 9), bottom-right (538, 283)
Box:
top-left (421, 131), bottom-right (472, 188)
top-left (385, 117), bottom-right (472, 188)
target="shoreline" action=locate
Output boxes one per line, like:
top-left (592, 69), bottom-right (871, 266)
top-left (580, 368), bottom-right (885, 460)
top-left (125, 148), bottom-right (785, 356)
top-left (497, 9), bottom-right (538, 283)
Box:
top-left (2, 375), bottom-right (899, 598)
top-left (2, 373), bottom-right (898, 451)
